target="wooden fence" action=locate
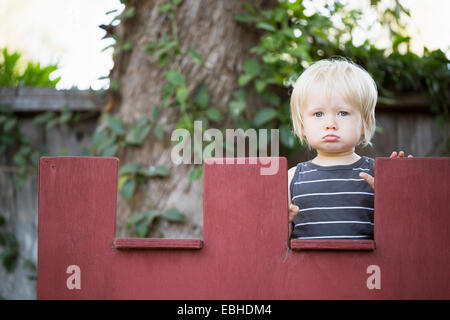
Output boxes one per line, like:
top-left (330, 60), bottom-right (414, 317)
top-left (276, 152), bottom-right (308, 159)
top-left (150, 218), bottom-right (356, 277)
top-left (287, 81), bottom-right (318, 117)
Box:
top-left (37, 156), bottom-right (449, 299)
top-left (0, 87), bottom-right (448, 299)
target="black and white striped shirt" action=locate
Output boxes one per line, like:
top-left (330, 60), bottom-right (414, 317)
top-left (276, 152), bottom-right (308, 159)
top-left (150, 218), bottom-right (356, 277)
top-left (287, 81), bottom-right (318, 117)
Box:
top-left (290, 156), bottom-right (374, 240)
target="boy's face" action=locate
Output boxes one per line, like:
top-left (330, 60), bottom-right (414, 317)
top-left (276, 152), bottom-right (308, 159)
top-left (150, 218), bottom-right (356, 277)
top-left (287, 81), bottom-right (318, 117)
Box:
top-left (301, 82), bottom-right (363, 155)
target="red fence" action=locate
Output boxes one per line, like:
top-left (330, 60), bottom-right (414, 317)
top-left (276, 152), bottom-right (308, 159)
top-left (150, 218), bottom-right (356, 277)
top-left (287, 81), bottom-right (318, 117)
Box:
top-left (37, 156), bottom-right (449, 299)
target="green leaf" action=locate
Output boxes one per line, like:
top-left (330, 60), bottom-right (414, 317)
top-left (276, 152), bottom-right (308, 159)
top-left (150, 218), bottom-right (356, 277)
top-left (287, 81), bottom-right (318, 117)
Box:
top-left (12, 153), bottom-right (26, 166)
top-left (235, 13), bottom-right (255, 23)
top-left (153, 41), bottom-right (178, 57)
top-left (121, 178), bottom-right (136, 201)
top-left (252, 108), bottom-right (278, 126)
top-left (262, 53), bottom-right (279, 64)
top-left (96, 135), bottom-right (116, 154)
top-left (238, 74), bottom-right (254, 86)
top-left (176, 86), bottom-right (190, 106)
top-left (5, 232), bottom-right (18, 247)
top-left (118, 175), bottom-right (130, 192)
top-left (229, 100), bottom-right (246, 118)
top-left (152, 105), bottom-right (160, 118)
top-left (255, 80), bottom-right (267, 93)
top-left (147, 165), bottom-right (170, 177)
top-left (92, 127), bottom-right (108, 147)
top-left (134, 210), bottom-right (160, 237)
top-left (109, 79), bottom-right (119, 91)
top-left (123, 7), bottom-right (136, 19)
top-left (158, 3), bottom-right (173, 13)
top-left (118, 163), bottom-right (142, 176)
top-left (45, 118), bottom-right (58, 131)
top-left (261, 92), bottom-right (280, 106)
top-left (33, 111), bottom-right (54, 125)
top-left (107, 116), bottom-right (125, 135)
top-left (102, 144), bottom-right (118, 157)
top-left (243, 59), bottom-right (261, 76)
top-left (166, 70), bottom-right (185, 86)
top-left (59, 110), bottom-right (72, 124)
top-left (162, 208), bottom-right (185, 222)
top-left (189, 167), bottom-right (203, 182)
top-left (232, 89), bottom-right (246, 101)
top-left (1, 247), bottom-right (19, 272)
top-left (127, 211), bottom-right (146, 229)
top-left (188, 48), bottom-right (203, 65)
top-left (126, 124), bottom-right (151, 145)
top-left (4, 118), bottom-right (17, 132)
top-left (256, 22), bottom-right (276, 32)
top-left (153, 124), bottom-right (164, 141)
top-left (189, 168), bottom-right (203, 182)
top-left (194, 83), bottom-right (209, 108)
top-left (134, 219), bottom-right (150, 237)
top-left (205, 109), bottom-right (222, 122)
top-left (280, 125), bottom-right (295, 148)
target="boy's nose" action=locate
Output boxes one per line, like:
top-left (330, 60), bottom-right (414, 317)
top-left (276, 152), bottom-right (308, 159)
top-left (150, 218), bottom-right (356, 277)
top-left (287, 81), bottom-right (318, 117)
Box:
top-left (325, 118), bottom-right (337, 130)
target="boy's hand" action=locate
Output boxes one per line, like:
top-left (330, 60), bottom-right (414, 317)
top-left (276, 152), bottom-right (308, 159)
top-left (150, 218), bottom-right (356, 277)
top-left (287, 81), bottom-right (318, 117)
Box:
top-left (359, 150), bottom-right (414, 189)
top-left (289, 204), bottom-right (300, 222)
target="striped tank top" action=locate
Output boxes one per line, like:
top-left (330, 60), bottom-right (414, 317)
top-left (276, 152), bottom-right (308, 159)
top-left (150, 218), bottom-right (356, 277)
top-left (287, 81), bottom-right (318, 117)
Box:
top-left (290, 156), bottom-right (375, 240)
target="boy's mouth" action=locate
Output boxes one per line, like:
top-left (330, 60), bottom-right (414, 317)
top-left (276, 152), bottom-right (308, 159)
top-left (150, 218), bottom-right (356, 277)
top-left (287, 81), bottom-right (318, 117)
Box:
top-left (323, 134), bottom-right (339, 142)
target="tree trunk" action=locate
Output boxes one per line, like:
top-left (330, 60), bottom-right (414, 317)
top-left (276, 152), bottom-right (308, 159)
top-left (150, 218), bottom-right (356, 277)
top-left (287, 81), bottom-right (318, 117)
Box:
top-left (109, 0), bottom-right (275, 238)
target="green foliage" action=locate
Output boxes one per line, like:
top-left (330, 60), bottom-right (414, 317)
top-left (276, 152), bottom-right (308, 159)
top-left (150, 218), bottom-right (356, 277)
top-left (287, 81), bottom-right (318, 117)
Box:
top-left (91, 113), bottom-right (163, 157)
top-left (126, 207), bottom-right (185, 238)
top-left (0, 104), bottom-right (44, 189)
top-left (117, 162), bottom-right (170, 201)
top-left (0, 214), bottom-right (19, 272)
top-left (23, 259), bottom-right (37, 281)
top-left (91, 110), bottom-right (185, 237)
top-left (0, 48), bottom-right (60, 86)
top-left (0, 48), bottom-right (67, 189)
top-left (0, 48), bottom-right (75, 275)
top-left (32, 105), bottom-right (82, 130)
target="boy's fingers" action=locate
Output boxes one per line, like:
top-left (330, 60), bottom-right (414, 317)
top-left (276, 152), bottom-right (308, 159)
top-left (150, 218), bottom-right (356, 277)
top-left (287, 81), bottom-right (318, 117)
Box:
top-left (289, 205), bottom-right (300, 222)
top-left (390, 151), bottom-right (411, 158)
top-left (359, 172), bottom-right (374, 189)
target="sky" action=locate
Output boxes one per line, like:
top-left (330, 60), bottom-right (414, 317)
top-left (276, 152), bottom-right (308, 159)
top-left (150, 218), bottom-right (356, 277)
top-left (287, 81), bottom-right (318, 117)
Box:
top-left (0, 0), bottom-right (448, 90)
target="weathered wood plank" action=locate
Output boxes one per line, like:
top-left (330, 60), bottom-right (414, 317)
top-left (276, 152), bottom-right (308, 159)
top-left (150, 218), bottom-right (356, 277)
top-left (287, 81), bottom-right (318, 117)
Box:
top-left (0, 87), bottom-right (104, 112)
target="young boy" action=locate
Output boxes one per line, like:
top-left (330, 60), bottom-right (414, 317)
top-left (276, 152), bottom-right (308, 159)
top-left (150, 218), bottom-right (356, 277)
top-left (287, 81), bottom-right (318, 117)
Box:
top-left (288, 57), bottom-right (412, 240)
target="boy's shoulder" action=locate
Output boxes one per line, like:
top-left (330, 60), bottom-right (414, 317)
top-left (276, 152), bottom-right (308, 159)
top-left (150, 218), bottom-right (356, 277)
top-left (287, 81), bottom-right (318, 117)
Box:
top-left (361, 155), bottom-right (375, 168)
top-left (288, 161), bottom-right (310, 176)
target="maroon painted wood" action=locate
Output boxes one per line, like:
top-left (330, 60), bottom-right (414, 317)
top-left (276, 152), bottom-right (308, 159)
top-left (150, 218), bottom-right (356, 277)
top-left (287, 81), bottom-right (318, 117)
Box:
top-left (113, 238), bottom-right (203, 249)
top-left (38, 156), bottom-right (450, 299)
top-left (291, 239), bottom-right (376, 251)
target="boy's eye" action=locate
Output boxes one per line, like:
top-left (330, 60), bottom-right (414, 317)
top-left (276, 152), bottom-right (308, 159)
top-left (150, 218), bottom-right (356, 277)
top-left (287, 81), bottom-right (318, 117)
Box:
top-left (314, 112), bottom-right (323, 117)
top-left (339, 111), bottom-right (348, 116)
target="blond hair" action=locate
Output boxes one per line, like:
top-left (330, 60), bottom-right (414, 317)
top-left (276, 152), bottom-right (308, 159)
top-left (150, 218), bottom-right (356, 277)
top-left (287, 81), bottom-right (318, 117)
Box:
top-left (290, 56), bottom-right (377, 148)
